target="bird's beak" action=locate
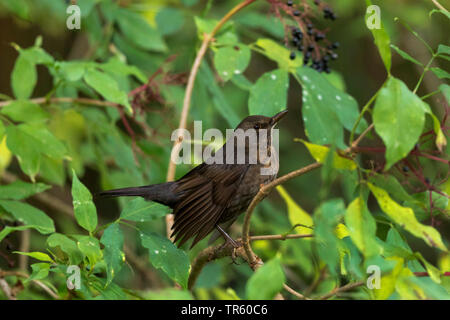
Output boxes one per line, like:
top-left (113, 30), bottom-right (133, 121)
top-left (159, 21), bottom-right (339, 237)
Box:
top-left (270, 110), bottom-right (288, 126)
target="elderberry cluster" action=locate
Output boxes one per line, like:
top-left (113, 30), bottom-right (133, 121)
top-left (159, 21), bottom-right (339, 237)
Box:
top-left (285, 0), bottom-right (340, 73)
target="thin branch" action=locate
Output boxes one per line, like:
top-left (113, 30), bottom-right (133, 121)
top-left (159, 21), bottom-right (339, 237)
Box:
top-left (318, 281), bottom-right (365, 300)
top-left (0, 270), bottom-right (59, 299)
top-left (0, 278), bottom-right (16, 300)
top-left (242, 162), bottom-right (322, 265)
top-left (165, 0), bottom-right (258, 238)
top-left (283, 284), bottom-right (311, 300)
top-left (0, 97), bottom-right (118, 108)
top-left (431, 0), bottom-right (448, 12)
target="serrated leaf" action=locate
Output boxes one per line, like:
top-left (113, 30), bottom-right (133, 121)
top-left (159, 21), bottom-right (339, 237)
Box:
top-left (47, 233), bottom-right (83, 265)
top-left (214, 44), bottom-right (251, 81)
top-left (368, 183), bottom-right (446, 250)
top-left (140, 232), bottom-right (190, 289)
top-left (248, 69), bottom-right (288, 117)
top-left (345, 197), bottom-right (381, 257)
top-left (100, 223), bottom-right (125, 286)
top-left (246, 257), bottom-right (285, 300)
top-left (276, 185), bottom-right (313, 235)
top-left (71, 171), bottom-right (97, 232)
top-left (84, 68), bottom-right (131, 112)
top-left (0, 180), bottom-right (50, 200)
top-left (120, 198), bottom-right (169, 222)
top-left (0, 200), bottom-right (55, 234)
top-left (13, 251), bottom-right (54, 263)
top-left (299, 139), bottom-right (357, 170)
top-left (373, 77), bottom-right (426, 169)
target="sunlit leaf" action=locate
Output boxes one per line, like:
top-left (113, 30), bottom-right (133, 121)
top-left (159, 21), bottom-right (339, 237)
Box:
top-left (100, 223), bottom-right (125, 286)
top-left (368, 183), bottom-right (446, 250)
top-left (276, 185), bottom-right (313, 235)
top-left (299, 139), bottom-right (356, 170)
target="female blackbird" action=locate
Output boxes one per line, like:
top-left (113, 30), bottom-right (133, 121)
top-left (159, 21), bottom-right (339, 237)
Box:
top-left (99, 110), bottom-right (287, 248)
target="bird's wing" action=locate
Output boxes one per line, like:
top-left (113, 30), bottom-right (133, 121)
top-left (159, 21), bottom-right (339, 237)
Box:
top-left (171, 163), bottom-right (249, 248)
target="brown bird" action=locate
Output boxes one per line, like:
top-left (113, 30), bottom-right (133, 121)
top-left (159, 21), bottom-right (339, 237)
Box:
top-left (99, 110), bottom-right (287, 248)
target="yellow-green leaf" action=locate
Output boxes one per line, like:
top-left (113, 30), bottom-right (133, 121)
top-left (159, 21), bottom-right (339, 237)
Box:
top-left (345, 197), bottom-right (381, 257)
top-left (276, 185), bottom-right (312, 235)
top-left (368, 183), bottom-right (446, 250)
top-left (13, 251), bottom-right (54, 263)
top-left (299, 139), bottom-right (356, 170)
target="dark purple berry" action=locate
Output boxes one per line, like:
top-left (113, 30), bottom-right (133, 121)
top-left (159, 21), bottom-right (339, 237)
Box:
top-left (290, 51), bottom-right (296, 60)
top-left (307, 44), bottom-right (314, 51)
top-left (402, 166), bottom-right (409, 172)
top-left (293, 10), bottom-right (300, 16)
top-left (331, 52), bottom-right (338, 60)
top-left (331, 42), bottom-right (340, 49)
top-left (287, 0), bottom-right (293, 6)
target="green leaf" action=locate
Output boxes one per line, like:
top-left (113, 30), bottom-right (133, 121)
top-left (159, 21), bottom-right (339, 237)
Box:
top-left (297, 67), bottom-right (366, 148)
top-left (58, 61), bottom-right (89, 82)
top-left (100, 223), bottom-right (125, 286)
top-left (11, 54), bottom-right (37, 99)
top-left (0, 100), bottom-right (49, 123)
top-left (276, 185), bottom-right (313, 235)
top-left (248, 69), bottom-right (288, 117)
top-left (75, 235), bottom-right (103, 267)
top-left (373, 77), bottom-right (426, 169)
top-left (313, 199), bottom-right (346, 275)
top-left (246, 257), bottom-right (285, 300)
top-left (299, 139), bottom-right (357, 170)
top-left (140, 232), bottom-right (190, 289)
top-left (390, 44), bottom-right (423, 66)
top-left (0, 200), bottom-right (55, 234)
top-left (415, 252), bottom-right (441, 284)
top-left (99, 57), bottom-right (147, 84)
top-left (198, 63), bottom-right (241, 127)
top-left (156, 7), bottom-right (185, 36)
top-left (47, 233), bottom-right (83, 265)
top-left (27, 262), bottom-right (51, 282)
top-left (368, 183), bottom-right (446, 251)
top-left (253, 38), bottom-right (302, 71)
top-left (71, 171), bottom-right (98, 233)
top-left (441, 84), bottom-right (450, 104)
top-left (345, 197), bottom-right (381, 257)
top-left (0, 225), bottom-right (30, 243)
top-left (437, 44), bottom-right (450, 57)
top-left (430, 67), bottom-right (450, 80)
top-left (13, 251), bottom-right (54, 263)
top-left (84, 68), bottom-right (131, 112)
top-left (365, 0), bottom-right (391, 73)
top-left (145, 288), bottom-right (194, 300)
top-left (214, 44), bottom-right (251, 82)
top-left (0, 180), bottom-right (50, 200)
top-left (120, 198), bottom-right (169, 222)
top-left (116, 8), bottom-right (167, 52)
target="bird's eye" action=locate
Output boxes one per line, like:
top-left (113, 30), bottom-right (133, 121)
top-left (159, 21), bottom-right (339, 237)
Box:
top-left (254, 124), bottom-right (260, 130)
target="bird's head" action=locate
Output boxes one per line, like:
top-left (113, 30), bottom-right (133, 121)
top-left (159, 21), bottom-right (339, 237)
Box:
top-left (235, 110), bottom-right (288, 131)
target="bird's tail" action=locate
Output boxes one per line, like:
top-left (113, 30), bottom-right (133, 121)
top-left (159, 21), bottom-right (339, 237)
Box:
top-left (97, 182), bottom-right (178, 207)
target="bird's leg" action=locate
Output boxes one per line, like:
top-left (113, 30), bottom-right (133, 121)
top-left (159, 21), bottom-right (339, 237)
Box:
top-left (216, 225), bottom-right (241, 264)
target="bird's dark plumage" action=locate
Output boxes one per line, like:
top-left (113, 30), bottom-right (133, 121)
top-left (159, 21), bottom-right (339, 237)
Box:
top-left (99, 110), bottom-right (287, 248)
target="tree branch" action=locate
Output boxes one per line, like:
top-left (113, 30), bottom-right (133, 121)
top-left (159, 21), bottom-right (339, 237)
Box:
top-left (242, 162), bottom-right (322, 265)
top-left (0, 97), bottom-right (118, 108)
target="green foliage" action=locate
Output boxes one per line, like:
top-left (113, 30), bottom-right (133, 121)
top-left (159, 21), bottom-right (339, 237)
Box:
top-left (0, 0), bottom-right (448, 301)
